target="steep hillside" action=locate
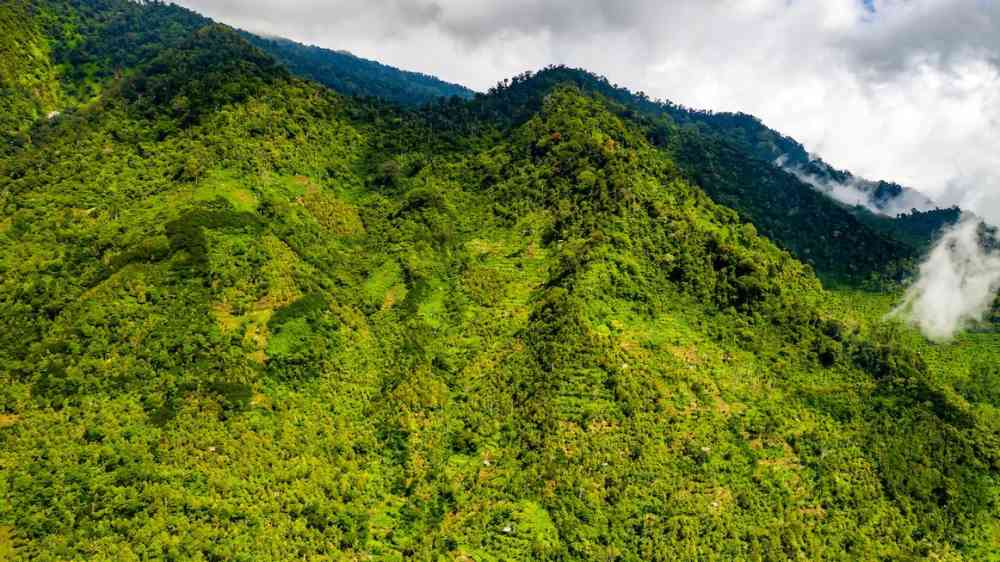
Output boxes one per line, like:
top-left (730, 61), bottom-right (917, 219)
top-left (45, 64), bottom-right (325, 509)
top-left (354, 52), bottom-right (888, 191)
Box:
top-left (12, 0), bottom-right (213, 111)
top-left (2, 2), bottom-right (947, 285)
top-left (444, 68), bottom-right (921, 285)
top-left (857, 207), bottom-right (963, 253)
top-left (242, 34), bottom-right (475, 106)
top-left (0, 0), bottom-right (473, 151)
top-left (0, 1), bottom-right (61, 141)
top-left (1, 23), bottom-right (997, 560)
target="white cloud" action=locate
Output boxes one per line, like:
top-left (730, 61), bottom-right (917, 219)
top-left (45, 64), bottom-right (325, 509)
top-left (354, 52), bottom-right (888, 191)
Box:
top-left (888, 215), bottom-right (1000, 341)
top-left (171, 0), bottom-right (1000, 223)
top-left (777, 159), bottom-right (937, 217)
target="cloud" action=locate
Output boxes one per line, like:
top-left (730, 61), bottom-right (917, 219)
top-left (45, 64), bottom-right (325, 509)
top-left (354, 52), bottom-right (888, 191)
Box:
top-left (845, 0), bottom-right (1000, 81)
top-left (171, 0), bottom-right (1000, 224)
top-left (935, 169), bottom-right (1000, 226)
top-left (775, 156), bottom-right (938, 217)
top-left (888, 215), bottom-right (1000, 341)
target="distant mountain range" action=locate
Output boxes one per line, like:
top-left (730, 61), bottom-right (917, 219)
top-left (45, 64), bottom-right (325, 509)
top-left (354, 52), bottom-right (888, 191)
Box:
top-left (241, 34), bottom-right (474, 106)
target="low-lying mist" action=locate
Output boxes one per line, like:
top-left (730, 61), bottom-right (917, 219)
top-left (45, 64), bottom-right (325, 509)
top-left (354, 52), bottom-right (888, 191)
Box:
top-left (775, 157), bottom-right (935, 217)
top-left (887, 215), bottom-right (1000, 342)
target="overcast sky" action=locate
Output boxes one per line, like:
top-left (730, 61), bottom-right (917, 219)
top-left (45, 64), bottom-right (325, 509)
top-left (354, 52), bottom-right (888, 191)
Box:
top-left (173, 0), bottom-right (1000, 222)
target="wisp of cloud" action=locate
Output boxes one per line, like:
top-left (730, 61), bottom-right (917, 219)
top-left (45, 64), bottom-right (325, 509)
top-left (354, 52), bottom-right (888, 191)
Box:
top-left (775, 156), bottom-right (936, 217)
top-left (888, 214), bottom-right (1000, 341)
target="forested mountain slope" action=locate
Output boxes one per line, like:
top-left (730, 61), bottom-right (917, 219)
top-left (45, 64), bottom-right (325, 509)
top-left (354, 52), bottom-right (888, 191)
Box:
top-left (3, 1), bottom-right (953, 285)
top-left (0, 1), bottom-right (61, 138)
top-left (505, 66), bottom-right (945, 225)
top-left (446, 68), bottom-right (923, 285)
top-left (1, 17), bottom-right (997, 560)
top-left (242, 34), bottom-right (474, 106)
top-left (1, 0), bottom-right (472, 149)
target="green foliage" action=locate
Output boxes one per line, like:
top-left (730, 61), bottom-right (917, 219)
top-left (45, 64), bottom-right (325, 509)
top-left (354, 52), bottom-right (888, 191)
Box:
top-left (855, 206), bottom-right (962, 252)
top-left (33, 0), bottom-right (213, 100)
top-left (0, 1), bottom-right (60, 145)
top-left (0, 8), bottom-right (997, 561)
top-left (458, 66), bottom-right (930, 285)
top-left (120, 24), bottom-right (289, 127)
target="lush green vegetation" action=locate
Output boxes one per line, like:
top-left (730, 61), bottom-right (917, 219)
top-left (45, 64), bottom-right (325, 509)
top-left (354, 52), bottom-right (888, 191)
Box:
top-left (3, 0), bottom-right (948, 282)
top-left (1, 2), bottom-right (997, 560)
top-left (449, 66), bottom-right (933, 285)
top-left (0, 1), bottom-right (60, 142)
top-left (856, 207), bottom-right (962, 253)
top-left (2, 0), bottom-right (471, 153)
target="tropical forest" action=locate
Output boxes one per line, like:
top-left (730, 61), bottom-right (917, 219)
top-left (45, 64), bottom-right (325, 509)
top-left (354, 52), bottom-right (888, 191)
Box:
top-left (0, 1), bottom-right (997, 560)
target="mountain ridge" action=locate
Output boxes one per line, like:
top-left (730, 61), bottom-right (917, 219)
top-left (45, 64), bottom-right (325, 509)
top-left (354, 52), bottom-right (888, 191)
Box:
top-left (2, 1), bottom-right (960, 268)
top-left (1, 0), bottom-right (475, 146)
top-left (241, 32), bottom-right (475, 106)
top-left (424, 66), bottom-right (926, 285)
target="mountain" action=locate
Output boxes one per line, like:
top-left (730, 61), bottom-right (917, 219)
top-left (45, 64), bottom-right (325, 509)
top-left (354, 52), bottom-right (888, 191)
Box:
top-left (242, 33), bottom-right (475, 106)
top-left (1, 0), bottom-right (473, 149)
top-left (857, 206), bottom-right (964, 252)
top-left (1, 3), bottom-right (998, 560)
top-left (448, 67), bottom-right (925, 285)
top-left (0, 1), bottom-right (950, 285)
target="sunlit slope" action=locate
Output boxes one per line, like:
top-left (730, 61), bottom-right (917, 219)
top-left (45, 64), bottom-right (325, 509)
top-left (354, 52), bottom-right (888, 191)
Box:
top-left (0, 25), bottom-right (996, 562)
top-left (451, 67), bottom-right (923, 285)
top-left (0, 1), bottom-right (61, 141)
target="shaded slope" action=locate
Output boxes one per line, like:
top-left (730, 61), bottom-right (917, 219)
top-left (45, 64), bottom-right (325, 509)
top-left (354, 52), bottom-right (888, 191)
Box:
top-left (856, 206), bottom-right (963, 253)
top-left (243, 33), bottom-right (474, 106)
top-left (666, 124), bottom-right (916, 285)
top-left (29, 0), bottom-right (212, 103)
top-left (119, 24), bottom-right (290, 126)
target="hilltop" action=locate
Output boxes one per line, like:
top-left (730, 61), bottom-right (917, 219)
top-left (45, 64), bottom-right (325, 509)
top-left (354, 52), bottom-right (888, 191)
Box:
top-left (1, 0), bottom-right (471, 146)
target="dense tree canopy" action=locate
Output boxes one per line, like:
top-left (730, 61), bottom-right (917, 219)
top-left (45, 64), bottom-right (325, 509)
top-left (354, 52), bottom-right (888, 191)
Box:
top-left (1, 2), bottom-right (997, 560)
top-left (242, 34), bottom-right (474, 107)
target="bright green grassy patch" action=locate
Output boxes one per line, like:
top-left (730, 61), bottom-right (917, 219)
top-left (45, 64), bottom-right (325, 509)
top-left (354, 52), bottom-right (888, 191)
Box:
top-left (192, 170), bottom-right (258, 212)
top-left (0, 526), bottom-right (14, 561)
top-left (364, 260), bottom-right (406, 310)
top-left (413, 276), bottom-right (447, 329)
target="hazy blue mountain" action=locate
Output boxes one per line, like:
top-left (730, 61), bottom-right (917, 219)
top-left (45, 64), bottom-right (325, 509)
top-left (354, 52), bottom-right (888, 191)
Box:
top-left (242, 33), bottom-right (475, 106)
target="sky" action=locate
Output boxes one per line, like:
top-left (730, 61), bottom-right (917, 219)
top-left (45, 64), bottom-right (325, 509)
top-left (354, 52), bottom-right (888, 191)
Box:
top-left (172, 0), bottom-right (1000, 222)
